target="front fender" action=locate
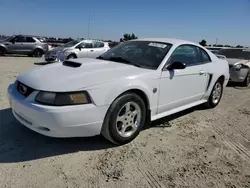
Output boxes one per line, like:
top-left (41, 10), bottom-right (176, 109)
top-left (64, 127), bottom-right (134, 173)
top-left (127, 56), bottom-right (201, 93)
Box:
top-left (87, 79), bottom-right (159, 111)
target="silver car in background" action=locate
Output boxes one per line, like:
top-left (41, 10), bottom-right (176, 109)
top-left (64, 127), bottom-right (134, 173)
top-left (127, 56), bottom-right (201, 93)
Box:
top-left (44, 40), bottom-right (110, 62)
top-left (216, 48), bottom-right (250, 86)
top-left (0, 35), bottom-right (49, 57)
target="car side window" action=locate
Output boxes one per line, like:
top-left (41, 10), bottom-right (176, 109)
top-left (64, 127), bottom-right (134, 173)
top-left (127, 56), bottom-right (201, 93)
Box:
top-left (15, 36), bottom-right (26, 42)
top-left (94, 42), bottom-right (104, 48)
top-left (78, 42), bottom-right (93, 48)
top-left (200, 48), bottom-right (211, 63)
top-left (26, 37), bottom-right (36, 43)
top-left (169, 45), bottom-right (201, 66)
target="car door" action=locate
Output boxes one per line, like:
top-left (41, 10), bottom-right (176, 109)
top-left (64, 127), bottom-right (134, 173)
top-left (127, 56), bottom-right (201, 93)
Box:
top-left (89, 41), bottom-right (108, 58)
top-left (157, 44), bottom-right (209, 114)
top-left (77, 42), bottom-right (93, 58)
top-left (7, 36), bottom-right (21, 53)
top-left (9, 36), bottom-right (27, 54)
top-left (75, 42), bottom-right (90, 58)
top-left (24, 37), bottom-right (36, 54)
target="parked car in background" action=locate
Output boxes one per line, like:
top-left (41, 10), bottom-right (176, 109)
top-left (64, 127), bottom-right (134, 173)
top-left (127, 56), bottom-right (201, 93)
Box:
top-left (216, 48), bottom-right (250, 86)
top-left (44, 39), bottom-right (110, 63)
top-left (8, 38), bottom-right (229, 145)
top-left (0, 35), bottom-right (49, 57)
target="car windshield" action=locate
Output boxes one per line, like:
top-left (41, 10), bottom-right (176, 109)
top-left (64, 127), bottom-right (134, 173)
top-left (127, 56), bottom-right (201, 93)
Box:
top-left (4, 36), bottom-right (15, 41)
top-left (97, 41), bottom-right (172, 69)
top-left (217, 49), bottom-right (250, 60)
top-left (63, 40), bottom-right (80, 48)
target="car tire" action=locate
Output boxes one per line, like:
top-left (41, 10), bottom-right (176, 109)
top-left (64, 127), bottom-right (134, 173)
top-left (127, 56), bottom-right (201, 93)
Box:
top-left (33, 49), bottom-right (43, 57)
top-left (0, 47), bottom-right (6, 56)
top-left (242, 73), bottom-right (250, 87)
top-left (67, 54), bottom-right (77, 60)
top-left (204, 79), bottom-right (224, 108)
top-left (101, 92), bottom-right (146, 145)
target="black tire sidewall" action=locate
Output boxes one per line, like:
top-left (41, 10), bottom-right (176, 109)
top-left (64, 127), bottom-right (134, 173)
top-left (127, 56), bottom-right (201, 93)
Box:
top-left (67, 54), bottom-right (76, 59)
top-left (243, 73), bottom-right (250, 87)
top-left (0, 48), bottom-right (6, 56)
top-left (33, 49), bottom-right (43, 57)
top-left (108, 93), bottom-right (146, 144)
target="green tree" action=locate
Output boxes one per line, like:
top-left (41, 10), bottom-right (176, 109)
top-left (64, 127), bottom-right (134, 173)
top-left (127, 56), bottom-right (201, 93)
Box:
top-left (123, 33), bottom-right (138, 41)
top-left (199, 39), bottom-right (207, 46)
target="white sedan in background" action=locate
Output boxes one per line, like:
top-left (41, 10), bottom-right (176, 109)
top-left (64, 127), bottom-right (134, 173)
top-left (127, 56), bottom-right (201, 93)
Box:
top-left (8, 38), bottom-right (229, 145)
top-left (44, 39), bottom-right (110, 63)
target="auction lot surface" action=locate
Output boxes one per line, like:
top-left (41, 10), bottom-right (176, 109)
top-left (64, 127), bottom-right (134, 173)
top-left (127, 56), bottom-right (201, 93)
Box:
top-left (0, 56), bottom-right (250, 188)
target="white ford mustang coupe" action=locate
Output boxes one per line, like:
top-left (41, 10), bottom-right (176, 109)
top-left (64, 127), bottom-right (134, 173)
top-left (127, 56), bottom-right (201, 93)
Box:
top-left (8, 38), bottom-right (230, 144)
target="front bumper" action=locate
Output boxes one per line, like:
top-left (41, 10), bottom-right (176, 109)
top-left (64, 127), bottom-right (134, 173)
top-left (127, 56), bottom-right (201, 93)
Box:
top-left (44, 53), bottom-right (66, 63)
top-left (8, 83), bottom-right (108, 138)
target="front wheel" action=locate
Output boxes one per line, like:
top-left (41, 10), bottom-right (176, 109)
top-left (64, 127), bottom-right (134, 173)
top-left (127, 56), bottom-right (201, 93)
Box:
top-left (101, 93), bottom-right (146, 145)
top-left (204, 79), bottom-right (223, 108)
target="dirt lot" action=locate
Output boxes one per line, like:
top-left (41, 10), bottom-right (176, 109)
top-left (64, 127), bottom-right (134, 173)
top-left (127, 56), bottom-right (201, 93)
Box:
top-left (0, 56), bottom-right (250, 188)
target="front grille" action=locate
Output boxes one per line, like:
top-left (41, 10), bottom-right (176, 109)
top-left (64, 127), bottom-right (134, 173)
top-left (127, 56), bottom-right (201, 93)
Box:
top-left (17, 81), bottom-right (34, 97)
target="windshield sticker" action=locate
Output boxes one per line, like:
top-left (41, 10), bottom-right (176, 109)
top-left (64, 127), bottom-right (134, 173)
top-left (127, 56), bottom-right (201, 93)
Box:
top-left (148, 43), bottom-right (167, 48)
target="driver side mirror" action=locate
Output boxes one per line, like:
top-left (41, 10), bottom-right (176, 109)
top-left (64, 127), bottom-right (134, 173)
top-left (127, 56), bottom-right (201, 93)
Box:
top-left (167, 61), bottom-right (186, 70)
top-left (75, 46), bottom-right (82, 51)
top-left (11, 40), bottom-right (15, 44)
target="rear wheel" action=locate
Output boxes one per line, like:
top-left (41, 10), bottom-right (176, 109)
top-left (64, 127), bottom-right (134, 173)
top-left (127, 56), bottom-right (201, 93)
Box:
top-left (0, 47), bottom-right (6, 56)
top-left (33, 49), bottom-right (43, 57)
top-left (242, 73), bottom-right (250, 87)
top-left (204, 79), bottom-right (223, 108)
top-left (101, 93), bottom-right (146, 145)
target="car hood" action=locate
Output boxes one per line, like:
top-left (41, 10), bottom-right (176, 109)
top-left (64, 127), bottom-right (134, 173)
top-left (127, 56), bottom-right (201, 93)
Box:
top-left (0, 40), bottom-right (9, 44)
top-left (227, 58), bottom-right (250, 65)
top-left (17, 58), bottom-right (154, 92)
top-left (47, 47), bottom-right (71, 54)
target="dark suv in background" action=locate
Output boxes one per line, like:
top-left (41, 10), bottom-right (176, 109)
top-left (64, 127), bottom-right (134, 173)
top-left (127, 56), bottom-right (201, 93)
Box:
top-left (0, 35), bottom-right (49, 57)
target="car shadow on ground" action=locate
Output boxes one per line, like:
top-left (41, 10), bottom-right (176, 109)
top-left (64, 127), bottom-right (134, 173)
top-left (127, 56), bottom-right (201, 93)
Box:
top-left (0, 104), bottom-right (205, 163)
top-left (0, 108), bottom-right (115, 163)
top-left (226, 82), bottom-right (250, 90)
top-left (148, 105), bottom-right (201, 128)
top-left (34, 62), bottom-right (52, 65)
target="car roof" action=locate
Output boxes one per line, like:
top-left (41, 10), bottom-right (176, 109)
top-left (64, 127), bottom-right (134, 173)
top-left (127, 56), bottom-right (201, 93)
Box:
top-left (79, 39), bottom-right (104, 43)
top-left (133, 38), bottom-right (199, 46)
top-left (15, 35), bottom-right (44, 38)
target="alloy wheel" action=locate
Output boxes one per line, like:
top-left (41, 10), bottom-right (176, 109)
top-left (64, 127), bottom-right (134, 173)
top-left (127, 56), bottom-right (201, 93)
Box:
top-left (116, 101), bottom-right (142, 138)
top-left (212, 82), bottom-right (222, 104)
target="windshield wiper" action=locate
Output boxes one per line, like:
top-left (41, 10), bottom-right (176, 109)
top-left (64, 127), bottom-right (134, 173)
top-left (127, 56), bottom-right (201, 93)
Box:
top-left (108, 56), bottom-right (141, 67)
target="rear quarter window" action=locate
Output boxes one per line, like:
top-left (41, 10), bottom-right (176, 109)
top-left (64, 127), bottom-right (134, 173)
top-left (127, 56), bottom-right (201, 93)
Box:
top-left (200, 48), bottom-right (211, 63)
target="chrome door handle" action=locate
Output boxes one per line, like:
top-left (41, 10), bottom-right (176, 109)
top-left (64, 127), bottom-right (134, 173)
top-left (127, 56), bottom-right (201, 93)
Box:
top-left (199, 70), bottom-right (206, 75)
top-left (90, 50), bottom-right (94, 52)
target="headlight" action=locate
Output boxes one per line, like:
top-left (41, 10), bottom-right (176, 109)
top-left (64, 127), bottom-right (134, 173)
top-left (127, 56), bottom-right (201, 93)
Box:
top-left (62, 51), bottom-right (71, 57)
top-left (234, 64), bottom-right (242, 71)
top-left (35, 91), bottom-right (91, 106)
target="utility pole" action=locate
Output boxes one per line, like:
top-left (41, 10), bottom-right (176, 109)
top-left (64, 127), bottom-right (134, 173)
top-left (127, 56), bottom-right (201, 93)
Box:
top-left (216, 38), bottom-right (218, 45)
top-left (88, 12), bottom-right (90, 39)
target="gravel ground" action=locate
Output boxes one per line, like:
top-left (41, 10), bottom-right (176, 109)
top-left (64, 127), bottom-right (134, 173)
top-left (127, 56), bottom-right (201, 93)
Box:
top-left (0, 56), bottom-right (250, 188)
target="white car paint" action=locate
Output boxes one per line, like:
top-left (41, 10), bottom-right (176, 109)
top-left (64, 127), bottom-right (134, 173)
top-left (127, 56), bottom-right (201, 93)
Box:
top-left (8, 38), bottom-right (230, 139)
top-left (44, 40), bottom-right (110, 63)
